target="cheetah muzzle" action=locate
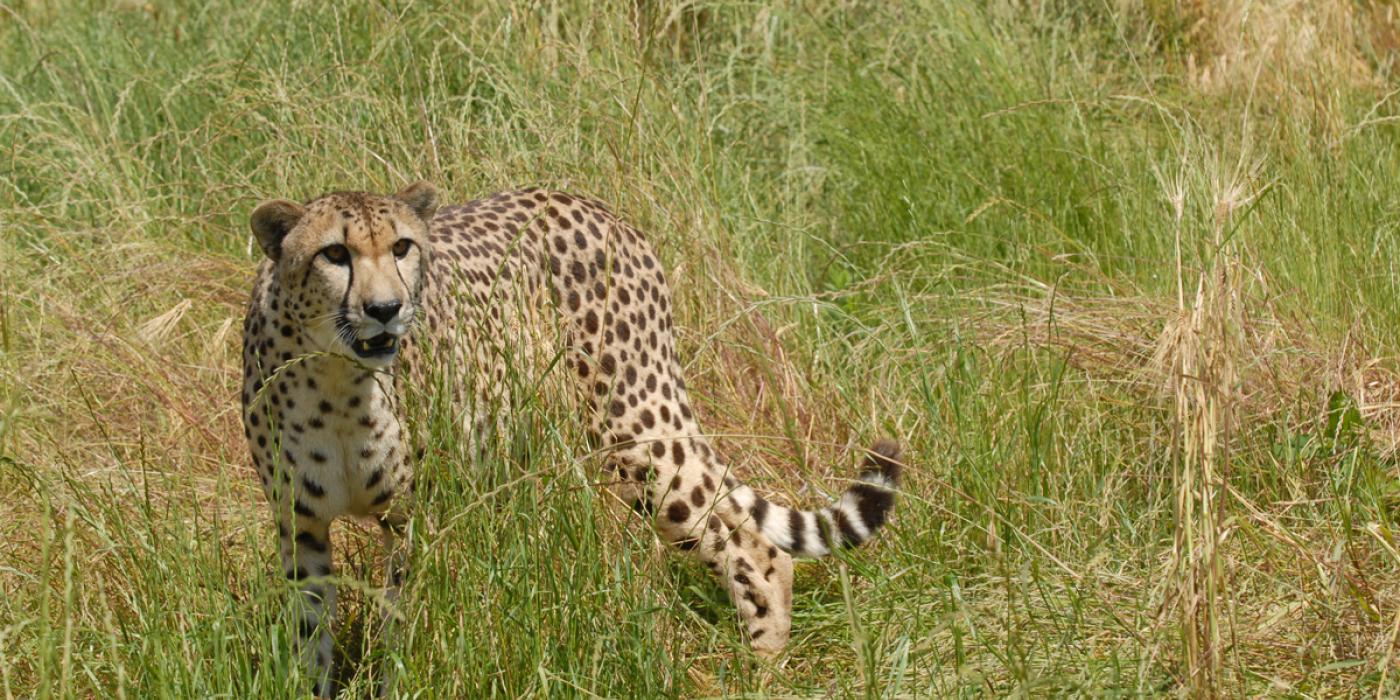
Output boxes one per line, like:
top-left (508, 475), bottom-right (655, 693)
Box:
top-left (240, 181), bottom-right (904, 696)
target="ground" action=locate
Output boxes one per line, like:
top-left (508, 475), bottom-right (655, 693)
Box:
top-left (6, 1), bottom-right (1400, 696)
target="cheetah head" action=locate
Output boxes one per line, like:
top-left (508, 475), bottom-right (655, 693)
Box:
top-left (249, 182), bottom-right (438, 367)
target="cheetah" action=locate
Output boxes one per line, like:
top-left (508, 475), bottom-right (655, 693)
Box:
top-left (240, 182), bottom-right (902, 694)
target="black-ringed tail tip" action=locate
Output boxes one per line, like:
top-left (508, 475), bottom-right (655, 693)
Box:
top-left (729, 438), bottom-right (904, 559)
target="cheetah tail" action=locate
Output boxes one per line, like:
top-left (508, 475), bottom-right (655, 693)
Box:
top-left (732, 438), bottom-right (903, 559)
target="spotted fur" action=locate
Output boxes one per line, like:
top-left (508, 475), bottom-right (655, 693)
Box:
top-left (240, 183), bottom-right (902, 693)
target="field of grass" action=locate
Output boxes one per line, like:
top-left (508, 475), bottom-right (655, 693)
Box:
top-left (9, 0), bottom-right (1400, 696)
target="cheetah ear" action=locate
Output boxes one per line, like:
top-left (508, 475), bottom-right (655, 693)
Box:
top-left (249, 199), bottom-right (305, 261)
top-left (394, 181), bottom-right (439, 222)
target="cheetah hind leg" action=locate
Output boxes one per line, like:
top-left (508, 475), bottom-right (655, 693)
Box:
top-left (715, 522), bottom-right (794, 655)
top-left (655, 498), bottom-right (795, 655)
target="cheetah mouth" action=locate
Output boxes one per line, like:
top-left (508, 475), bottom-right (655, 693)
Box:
top-left (351, 333), bottom-right (398, 359)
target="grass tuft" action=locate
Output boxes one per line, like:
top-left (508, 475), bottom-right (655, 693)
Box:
top-left (7, 0), bottom-right (1400, 696)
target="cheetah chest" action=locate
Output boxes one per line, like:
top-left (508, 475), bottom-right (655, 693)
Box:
top-left (273, 362), bottom-right (409, 519)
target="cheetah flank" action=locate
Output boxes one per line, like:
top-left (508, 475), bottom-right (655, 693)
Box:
top-left (240, 182), bottom-right (902, 694)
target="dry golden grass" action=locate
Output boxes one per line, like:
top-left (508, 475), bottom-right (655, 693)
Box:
top-left (9, 1), bottom-right (1400, 696)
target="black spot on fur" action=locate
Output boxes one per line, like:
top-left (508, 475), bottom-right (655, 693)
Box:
top-left (666, 501), bottom-right (690, 523)
top-left (293, 499), bottom-right (317, 519)
top-left (295, 530), bottom-right (327, 553)
top-left (300, 476), bottom-right (325, 498)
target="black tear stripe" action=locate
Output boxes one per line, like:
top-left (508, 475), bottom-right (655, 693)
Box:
top-left (393, 253), bottom-right (412, 295)
top-left (341, 260), bottom-right (354, 311)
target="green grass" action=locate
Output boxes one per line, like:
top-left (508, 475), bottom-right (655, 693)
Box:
top-left (6, 0), bottom-right (1400, 696)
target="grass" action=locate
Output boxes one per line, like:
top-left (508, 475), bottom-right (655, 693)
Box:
top-left (6, 0), bottom-right (1400, 695)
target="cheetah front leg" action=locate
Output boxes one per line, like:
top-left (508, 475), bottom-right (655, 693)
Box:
top-left (374, 507), bottom-right (410, 698)
top-left (277, 513), bottom-right (337, 697)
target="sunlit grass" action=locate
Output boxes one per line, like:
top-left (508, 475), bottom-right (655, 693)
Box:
top-left (5, 0), bottom-right (1400, 696)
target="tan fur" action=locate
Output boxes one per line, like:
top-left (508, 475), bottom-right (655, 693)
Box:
top-left (241, 184), bottom-right (901, 694)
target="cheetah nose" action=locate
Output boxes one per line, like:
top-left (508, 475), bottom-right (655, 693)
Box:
top-left (364, 301), bottom-right (402, 324)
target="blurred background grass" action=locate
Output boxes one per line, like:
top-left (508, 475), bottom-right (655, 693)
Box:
top-left (7, 0), bottom-right (1400, 696)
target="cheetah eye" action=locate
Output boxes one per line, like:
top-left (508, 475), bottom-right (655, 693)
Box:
top-left (321, 244), bottom-right (350, 265)
top-left (391, 238), bottom-right (413, 259)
